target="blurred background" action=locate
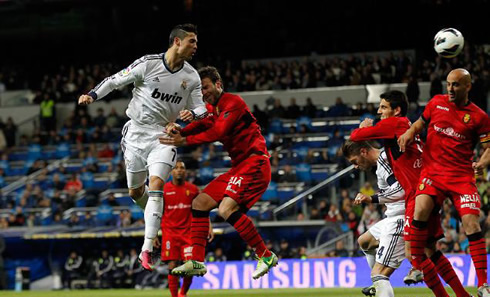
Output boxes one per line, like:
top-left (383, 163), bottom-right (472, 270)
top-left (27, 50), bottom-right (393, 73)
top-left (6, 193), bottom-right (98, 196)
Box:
top-left (0, 0), bottom-right (489, 293)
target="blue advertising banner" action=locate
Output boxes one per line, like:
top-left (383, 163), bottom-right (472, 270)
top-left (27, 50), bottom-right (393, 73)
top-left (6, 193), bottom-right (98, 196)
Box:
top-left (190, 255), bottom-right (490, 289)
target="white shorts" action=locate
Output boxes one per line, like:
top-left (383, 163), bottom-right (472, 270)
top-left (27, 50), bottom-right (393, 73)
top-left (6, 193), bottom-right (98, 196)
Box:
top-left (121, 121), bottom-right (177, 188)
top-left (368, 215), bottom-right (405, 269)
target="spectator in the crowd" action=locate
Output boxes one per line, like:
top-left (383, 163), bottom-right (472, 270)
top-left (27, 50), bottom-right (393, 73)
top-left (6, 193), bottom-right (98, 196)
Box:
top-left (93, 107), bottom-right (107, 128)
top-left (4, 117), bottom-right (17, 147)
top-left (303, 97), bottom-right (317, 118)
top-left (278, 239), bottom-right (293, 259)
top-left (279, 165), bottom-right (297, 183)
top-left (359, 182), bottom-right (375, 197)
top-left (269, 98), bottom-right (286, 118)
top-left (88, 249), bottom-right (114, 289)
top-left (206, 247), bottom-right (227, 262)
top-left (327, 97), bottom-right (350, 117)
top-left (39, 92), bottom-right (57, 132)
top-left (64, 173), bottom-right (83, 193)
top-left (111, 249), bottom-right (130, 288)
top-left (127, 248), bottom-right (146, 289)
top-left (62, 251), bottom-right (84, 289)
top-left (286, 97), bottom-right (301, 119)
top-left (333, 240), bottom-right (349, 257)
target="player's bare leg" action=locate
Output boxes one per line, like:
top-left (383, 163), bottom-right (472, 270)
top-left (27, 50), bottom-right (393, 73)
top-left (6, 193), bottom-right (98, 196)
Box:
top-left (129, 184), bottom-right (149, 210)
top-left (358, 231), bottom-right (379, 295)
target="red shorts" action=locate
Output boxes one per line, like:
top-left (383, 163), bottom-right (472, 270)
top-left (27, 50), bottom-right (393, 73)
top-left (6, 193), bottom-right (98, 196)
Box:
top-left (160, 232), bottom-right (191, 261)
top-left (404, 191), bottom-right (444, 242)
top-left (203, 155), bottom-right (271, 210)
top-left (416, 176), bottom-right (481, 217)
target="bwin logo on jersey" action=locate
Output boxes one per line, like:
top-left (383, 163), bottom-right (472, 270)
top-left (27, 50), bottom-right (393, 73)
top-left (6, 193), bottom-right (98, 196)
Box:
top-left (151, 88), bottom-right (183, 104)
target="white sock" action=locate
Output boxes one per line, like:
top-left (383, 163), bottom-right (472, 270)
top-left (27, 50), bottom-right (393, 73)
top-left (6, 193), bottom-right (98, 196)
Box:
top-left (362, 249), bottom-right (376, 270)
top-left (132, 185), bottom-right (149, 210)
top-left (372, 275), bottom-right (394, 297)
top-left (142, 190), bottom-right (163, 252)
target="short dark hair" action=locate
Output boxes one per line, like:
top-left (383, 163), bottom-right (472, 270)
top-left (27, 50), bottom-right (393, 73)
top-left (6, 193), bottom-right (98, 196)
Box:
top-left (198, 66), bottom-right (222, 84)
top-left (379, 90), bottom-right (408, 116)
top-left (169, 23), bottom-right (198, 48)
top-left (342, 139), bottom-right (378, 159)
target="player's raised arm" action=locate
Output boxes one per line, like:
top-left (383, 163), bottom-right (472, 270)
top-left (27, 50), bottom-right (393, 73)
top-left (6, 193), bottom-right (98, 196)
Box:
top-left (82, 57), bottom-right (147, 103)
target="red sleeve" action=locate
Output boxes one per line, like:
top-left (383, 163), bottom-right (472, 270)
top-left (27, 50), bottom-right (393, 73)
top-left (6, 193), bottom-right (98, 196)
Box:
top-left (421, 96), bottom-right (438, 123)
top-left (180, 116), bottom-right (215, 137)
top-left (350, 118), bottom-right (397, 141)
top-left (186, 104), bottom-right (243, 145)
top-left (478, 113), bottom-right (490, 144)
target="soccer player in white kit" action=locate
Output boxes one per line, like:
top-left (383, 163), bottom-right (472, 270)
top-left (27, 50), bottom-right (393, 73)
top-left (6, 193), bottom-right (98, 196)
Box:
top-left (78, 24), bottom-right (207, 271)
top-left (342, 140), bottom-right (405, 297)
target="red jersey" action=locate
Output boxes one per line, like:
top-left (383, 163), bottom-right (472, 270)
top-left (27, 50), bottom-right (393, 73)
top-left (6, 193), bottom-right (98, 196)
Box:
top-left (181, 93), bottom-right (269, 166)
top-left (161, 181), bottom-right (199, 235)
top-left (350, 116), bottom-right (423, 197)
top-left (421, 94), bottom-right (490, 182)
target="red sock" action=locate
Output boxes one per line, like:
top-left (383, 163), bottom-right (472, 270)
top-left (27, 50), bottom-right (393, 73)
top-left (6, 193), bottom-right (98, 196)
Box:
top-left (168, 274), bottom-right (179, 297)
top-left (190, 209), bottom-right (210, 262)
top-left (421, 258), bottom-right (449, 297)
top-left (410, 220), bottom-right (429, 270)
top-left (432, 251), bottom-right (470, 297)
top-left (227, 211), bottom-right (271, 258)
top-left (180, 276), bottom-right (192, 295)
top-left (468, 232), bottom-right (488, 287)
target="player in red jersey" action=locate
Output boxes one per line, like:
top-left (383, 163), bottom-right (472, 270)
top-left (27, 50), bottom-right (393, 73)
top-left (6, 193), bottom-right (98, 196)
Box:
top-left (399, 68), bottom-right (490, 297)
top-left (154, 160), bottom-right (214, 297)
top-left (159, 66), bottom-right (277, 280)
top-left (351, 90), bottom-right (469, 297)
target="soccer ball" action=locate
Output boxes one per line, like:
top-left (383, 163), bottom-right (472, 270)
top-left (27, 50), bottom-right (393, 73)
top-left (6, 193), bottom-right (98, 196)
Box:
top-left (434, 28), bottom-right (464, 58)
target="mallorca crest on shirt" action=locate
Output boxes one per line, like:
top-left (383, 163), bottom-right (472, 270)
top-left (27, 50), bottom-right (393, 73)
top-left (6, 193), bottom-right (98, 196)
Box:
top-left (186, 189), bottom-right (190, 197)
top-left (181, 80), bottom-right (187, 90)
top-left (216, 107), bottom-right (220, 116)
top-left (463, 113), bottom-right (471, 124)
top-left (418, 183), bottom-right (425, 191)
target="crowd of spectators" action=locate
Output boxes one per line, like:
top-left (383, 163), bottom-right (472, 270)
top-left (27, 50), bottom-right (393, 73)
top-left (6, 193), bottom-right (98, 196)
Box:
top-left (0, 44), bottom-right (489, 112)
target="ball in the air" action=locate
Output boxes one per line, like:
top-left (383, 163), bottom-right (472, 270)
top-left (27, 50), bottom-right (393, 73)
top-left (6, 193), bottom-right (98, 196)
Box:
top-left (434, 28), bottom-right (464, 58)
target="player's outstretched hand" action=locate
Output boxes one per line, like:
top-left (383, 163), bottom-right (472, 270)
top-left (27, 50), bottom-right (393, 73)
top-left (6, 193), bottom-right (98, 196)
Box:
top-left (473, 161), bottom-right (485, 176)
top-left (354, 193), bottom-right (372, 205)
top-left (153, 237), bottom-right (161, 249)
top-left (165, 122), bottom-right (182, 135)
top-left (179, 109), bottom-right (194, 122)
top-left (359, 118), bottom-right (374, 128)
top-left (159, 130), bottom-right (186, 146)
top-left (78, 94), bottom-right (94, 105)
top-left (397, 130), bottom-right (414, 152)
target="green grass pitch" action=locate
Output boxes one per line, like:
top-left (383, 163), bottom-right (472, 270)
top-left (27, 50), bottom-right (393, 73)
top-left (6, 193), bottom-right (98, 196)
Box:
top-left (0, 287), bottom-right (479, 297)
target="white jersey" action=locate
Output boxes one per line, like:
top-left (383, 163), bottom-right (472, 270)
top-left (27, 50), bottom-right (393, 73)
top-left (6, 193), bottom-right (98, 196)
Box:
top-left (89, 53), bottom-right (207, 128)
top-left (374, 148), bottom-right (405, 217)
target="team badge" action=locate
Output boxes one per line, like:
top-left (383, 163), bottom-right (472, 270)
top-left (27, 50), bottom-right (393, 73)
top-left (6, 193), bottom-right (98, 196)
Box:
top-left (216, 107), bottom-right (220, 116)
top-left (119, 67), bottom-right (131, 77)
top-left (419, 183), bottom-right (425, 191)
top-left (186, 189), bottom-right (190, 196)
top-left (181, 80), bottom-right (187, 90)
top-left (463, 113), bottom-right (470, 123)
